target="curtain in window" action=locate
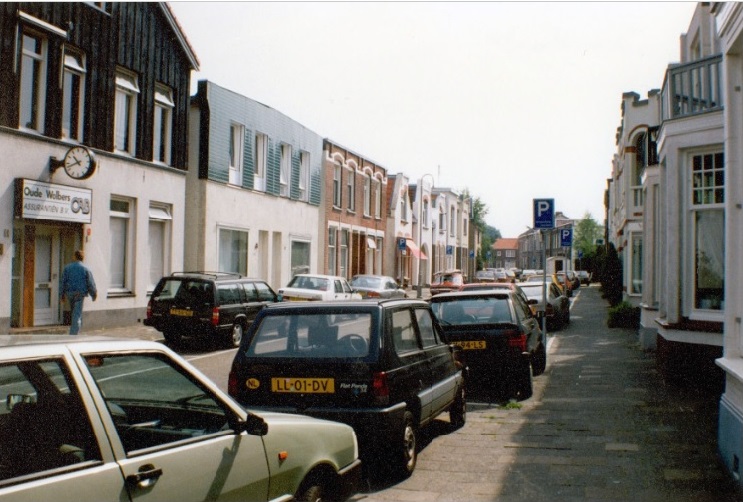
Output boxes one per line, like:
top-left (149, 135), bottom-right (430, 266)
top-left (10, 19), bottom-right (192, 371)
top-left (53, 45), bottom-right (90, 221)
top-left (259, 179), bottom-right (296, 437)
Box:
top-left (695, 209), bottom-right (724, 309)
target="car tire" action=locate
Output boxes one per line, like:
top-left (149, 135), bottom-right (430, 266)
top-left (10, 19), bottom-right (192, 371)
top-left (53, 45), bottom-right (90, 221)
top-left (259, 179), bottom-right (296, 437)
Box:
top-left (532, 343), bottom-right (547, 376)
top-left (163, 331), bottom-right (182, 348)
top-left (295, 482), bottom-right (324, 502)
top-left (449, 385), bottom-right (467, 429)
top-left (395, 411), bottom-right (418, 477)
top-left (227, 322), bottom-right (244, 348)
top-left (511, 361), bottom-right (533, 400)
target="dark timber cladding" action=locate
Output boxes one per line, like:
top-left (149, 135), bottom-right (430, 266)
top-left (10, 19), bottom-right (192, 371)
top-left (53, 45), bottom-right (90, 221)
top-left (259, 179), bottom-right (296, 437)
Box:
top-left (0, 2), bottom-right (195, 169)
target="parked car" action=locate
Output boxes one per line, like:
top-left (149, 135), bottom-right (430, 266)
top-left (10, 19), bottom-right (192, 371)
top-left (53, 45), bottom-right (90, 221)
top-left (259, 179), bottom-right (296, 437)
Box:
top-left (430, 290), bottom-right (546, 400)
top-left (474, 270), bottom-right (496, 282)
top-left (144, 272), bottom-right (278, 348)
top-left (278, 273), bottom-right (362, 302)
top-left (565, 270), bottom-right (580, 290)
top-left (518, 280), bottom-right (571, 330)
top-left (575, 270), bottom-right (592, 285)
top-left (0, 336), bottom-right (361, 502)
top-left (228, 299), bottom-right (466, 479)
top-left (350, 274), bottom-right (407, 299)
top-left (429, 269), bottom-right (465, 295)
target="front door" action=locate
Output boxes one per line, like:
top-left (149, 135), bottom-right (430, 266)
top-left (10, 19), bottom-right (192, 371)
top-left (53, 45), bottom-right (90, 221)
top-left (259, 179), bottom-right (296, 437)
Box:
top-left (33, 228), bottom-right (60, 326)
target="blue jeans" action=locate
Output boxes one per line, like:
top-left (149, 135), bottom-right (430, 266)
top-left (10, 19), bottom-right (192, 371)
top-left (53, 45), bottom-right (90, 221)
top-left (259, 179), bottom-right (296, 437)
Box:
top-left (68, 292), bottom-right (85, 335)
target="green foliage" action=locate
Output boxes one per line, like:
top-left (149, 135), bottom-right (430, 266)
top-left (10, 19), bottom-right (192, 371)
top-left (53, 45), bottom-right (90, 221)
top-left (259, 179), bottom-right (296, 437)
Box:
top-left (574, 212), bottom-right (603, 257)
top-left (607, 301), bottom-right (640, 329)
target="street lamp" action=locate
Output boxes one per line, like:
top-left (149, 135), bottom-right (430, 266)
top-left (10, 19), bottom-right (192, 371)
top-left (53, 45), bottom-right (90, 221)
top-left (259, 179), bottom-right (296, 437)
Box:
top-left (417, 174), bottom-right (435, 298)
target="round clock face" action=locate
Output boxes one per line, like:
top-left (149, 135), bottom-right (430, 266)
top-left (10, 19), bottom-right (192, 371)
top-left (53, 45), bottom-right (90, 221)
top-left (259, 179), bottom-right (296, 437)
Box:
top-left (63, 146), bottom-right (96, 179)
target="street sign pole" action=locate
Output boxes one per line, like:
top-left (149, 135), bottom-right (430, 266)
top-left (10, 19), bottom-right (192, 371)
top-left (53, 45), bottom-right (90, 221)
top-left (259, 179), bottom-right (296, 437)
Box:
top-left (534, 199), bottom-right (555, 336)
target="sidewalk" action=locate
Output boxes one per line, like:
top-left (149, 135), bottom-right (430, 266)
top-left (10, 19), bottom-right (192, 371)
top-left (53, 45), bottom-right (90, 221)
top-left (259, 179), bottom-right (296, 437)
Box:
top-left (353, 284), bottom-right (743, 501)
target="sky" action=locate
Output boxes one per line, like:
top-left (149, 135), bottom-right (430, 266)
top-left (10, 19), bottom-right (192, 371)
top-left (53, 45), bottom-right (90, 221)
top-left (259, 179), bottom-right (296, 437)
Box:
top-left (169, 1), bottom-right (699, 238)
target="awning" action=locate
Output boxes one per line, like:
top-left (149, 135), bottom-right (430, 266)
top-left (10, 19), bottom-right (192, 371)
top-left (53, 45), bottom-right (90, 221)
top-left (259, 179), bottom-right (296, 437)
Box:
top-left (366, 237), bottom-right (377, 249)
top-left (406, 239), bottom-right (428, 260)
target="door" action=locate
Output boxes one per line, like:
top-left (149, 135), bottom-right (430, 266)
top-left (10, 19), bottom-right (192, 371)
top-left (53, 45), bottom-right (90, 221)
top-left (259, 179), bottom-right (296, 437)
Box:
top-left (33, 228), bottom-right (60, 326)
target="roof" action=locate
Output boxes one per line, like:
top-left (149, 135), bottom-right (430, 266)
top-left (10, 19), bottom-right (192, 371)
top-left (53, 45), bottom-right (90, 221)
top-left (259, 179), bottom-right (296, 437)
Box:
top-left (492, 238), bottom-right (519, 250)
top-left (160, 3), bottom-right (200, 70)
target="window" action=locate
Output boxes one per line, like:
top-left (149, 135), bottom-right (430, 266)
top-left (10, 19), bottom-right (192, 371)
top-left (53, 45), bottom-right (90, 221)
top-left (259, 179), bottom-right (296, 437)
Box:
top-left (110, 197), bottom-right (135, 292)
top-left (255, 282), bottom-right (275, 301)
top-left (340, 229), bottom-right (349, 277)
top-left (291, 240), bottom-right (311, 277)
top-left (630, 233), bottom-right (642, 295)
top-left (333, 164), bottom-right (342, 207)
top-left (363, 176), bottom-right (371, 216)
top-left (690, 152), bottom-right (724, 311)
top-left (0, 359), bottom-right (100, 480)
top-left (328, 227), bottom-right (337, 275)
top-left (280, 144), bottom-right (291, 197)
top-left (400, 194), bottom-right (408, 221)
top-left (347, 169), bottom-right (355, 210)
top-left (153, 85), bottom-right (174, 164)
top-left (254, 133), bottom-right (267, 191)
top-left (391, 309), bottom-right (419, 353)
top-left (114, 69), bottom-right (139, 154)
top-left (19, 31), bottom-right (47, 132)
top-left (422, 200), bottom-right (429, 228)
top-left (229, 124), bottom-right (244, 185)
top-left (463, 217), bottom-right (468, 237)
top-left (219, 228), bottom-right (248, 275)
top-left (415, 308), bottom-right (438, 348)
top-left (62, 47), bottom-right (85, 141)
top-left (439, 208), bottom-right (446, 232)
top-left (374, 179), bottom-right (382, 218)
top-left (450, 208), bottom-right (456, 237)
top-left (299, 151), bottom-right (310, 201)
top-left (85, 354), bottom-right (228, 454)
top-left (148, 203), bottom-right (172, 291)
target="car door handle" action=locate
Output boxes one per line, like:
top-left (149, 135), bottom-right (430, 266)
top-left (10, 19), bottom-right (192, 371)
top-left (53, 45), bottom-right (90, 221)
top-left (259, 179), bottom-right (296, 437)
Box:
top-left (126, 464), bottom-right (163, 488)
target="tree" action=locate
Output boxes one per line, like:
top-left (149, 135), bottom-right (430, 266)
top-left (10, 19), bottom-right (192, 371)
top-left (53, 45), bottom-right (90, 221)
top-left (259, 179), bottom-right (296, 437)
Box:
top-left (600, 242), bottom-right (623, 306)
top-left (461, 189), bottom-right (500, 269)
top-left (574, 212), bottom-right (603, 257)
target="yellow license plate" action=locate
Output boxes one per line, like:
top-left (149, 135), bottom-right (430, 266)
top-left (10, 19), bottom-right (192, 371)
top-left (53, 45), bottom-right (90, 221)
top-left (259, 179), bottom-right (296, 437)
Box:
top-left (453, 340), bottom-right (486, 350)
top-left (170, 308), bottom-right (193, 317)
top-left (271, 378), bottom-right (335, 393)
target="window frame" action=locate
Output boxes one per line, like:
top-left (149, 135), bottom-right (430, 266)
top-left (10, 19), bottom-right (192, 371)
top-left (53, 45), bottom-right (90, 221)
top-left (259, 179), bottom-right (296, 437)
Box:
top-left (346, 168), bottom-right (355, 211)
top-left (280, 144), bottom-right (291, 197)
top-left (109, 196), bottom-right (136, 294)
top-left (114, 68), bottom-right (139, 155)
top-left (148, 203), bottom-right (172, 293)
top-left (254, 133), bottom-right (267, 191)
top-left (218, 227), bottom-right (249, 276)
top-left (299, 151), bottom-right (310, 201)
top-left (62, 46), bottom-right (86, 141)
top-left (229, 123), bottom-right (244, 186)
top-left (363, 175), bottom-right (371, 216)
top-left (333, 164), bottom-right (342, 208)
top-left (153, 84), bottom-right (174, 165)
top-left (19, 29), bottom-right (48, 133)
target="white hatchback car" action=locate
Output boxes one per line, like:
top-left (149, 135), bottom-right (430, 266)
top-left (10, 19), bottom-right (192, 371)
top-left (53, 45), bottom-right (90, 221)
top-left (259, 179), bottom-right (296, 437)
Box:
top-left (278, 274), bottom-right (362, 302)
top-left (0, 336), bottom-right (360, 501)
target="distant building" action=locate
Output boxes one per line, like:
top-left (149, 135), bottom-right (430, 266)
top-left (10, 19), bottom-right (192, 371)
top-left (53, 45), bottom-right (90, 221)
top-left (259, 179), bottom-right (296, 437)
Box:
top-left (491, 238), bottom-right (518, 270)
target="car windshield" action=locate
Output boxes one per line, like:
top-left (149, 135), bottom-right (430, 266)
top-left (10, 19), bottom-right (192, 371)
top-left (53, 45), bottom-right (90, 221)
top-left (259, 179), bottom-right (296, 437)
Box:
top-left (434, 274), bottom-right (463, 285)
top-left (247, 313), bottom-right (372, 358)
top-left (287, 276), bottom-right (331, 291)
top-left (431, 297), bottom-right (512, 325)
top-left (351, 276), bottom-right (382, 289)
top-left (519, 284), bottom-right (547, 300)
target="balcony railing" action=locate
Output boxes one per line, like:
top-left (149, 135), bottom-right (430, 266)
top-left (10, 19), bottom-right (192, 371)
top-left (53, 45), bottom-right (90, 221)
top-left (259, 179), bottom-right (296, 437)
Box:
top-left (662, 55), bottom-right (722, 120)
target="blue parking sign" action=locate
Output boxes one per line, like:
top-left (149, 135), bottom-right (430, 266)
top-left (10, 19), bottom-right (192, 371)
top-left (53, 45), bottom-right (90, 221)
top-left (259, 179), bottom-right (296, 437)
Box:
top-left (560, 228), bottom-right (573, 247)
top-left (398, 237), bottom-right (406, 250)
top-left (533, 199), bottom-right (555, 229)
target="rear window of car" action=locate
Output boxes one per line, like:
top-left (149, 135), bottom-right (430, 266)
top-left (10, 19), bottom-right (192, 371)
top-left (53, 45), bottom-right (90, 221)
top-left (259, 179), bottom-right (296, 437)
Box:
top-left (247, 313), bottom-right (372, 358)
top-left (154, 279), bottom-right (213, 304)
top-left (351, 276), bottom-right (382, 289)
top-left (287, 276), bottom-right (331, 291)
top-left (431, 296), bottom-right (512, 325)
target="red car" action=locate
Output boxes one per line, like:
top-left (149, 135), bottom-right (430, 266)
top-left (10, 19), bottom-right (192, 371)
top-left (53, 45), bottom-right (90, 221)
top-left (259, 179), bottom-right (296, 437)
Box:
top-left (430, 269), bottom-right (465, 296)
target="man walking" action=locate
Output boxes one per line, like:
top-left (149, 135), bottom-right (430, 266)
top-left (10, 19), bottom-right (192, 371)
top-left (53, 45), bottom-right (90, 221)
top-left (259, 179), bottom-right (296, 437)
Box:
top-left (60, 250), bottom-right (97, 335)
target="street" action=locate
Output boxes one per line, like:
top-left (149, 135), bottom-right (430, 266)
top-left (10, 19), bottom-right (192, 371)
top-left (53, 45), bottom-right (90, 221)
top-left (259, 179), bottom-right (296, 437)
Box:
top-left (179, 285), bottom-right (741, 501)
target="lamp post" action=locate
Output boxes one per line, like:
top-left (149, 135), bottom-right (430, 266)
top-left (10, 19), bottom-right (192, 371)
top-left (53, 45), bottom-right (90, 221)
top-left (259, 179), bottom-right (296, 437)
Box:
top-left (417, 174), bottom-right (435, 298)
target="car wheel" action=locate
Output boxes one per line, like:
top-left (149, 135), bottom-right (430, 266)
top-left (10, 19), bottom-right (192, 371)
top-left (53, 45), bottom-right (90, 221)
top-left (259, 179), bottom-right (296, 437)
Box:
top-left (511, 360), bottom-right (533, 400)
top-left (449, 385), bottom-right (467, 429)
top-left (227, 323), bottom-right (244, 348)
top-left (396, 411), bottom-right (418, 477)
top-left (532, 343), bottom-right (547, 376)
top-left (295, 482), bottom-right (324, 502)
top-left (163, 331), bottom-right (182, 348)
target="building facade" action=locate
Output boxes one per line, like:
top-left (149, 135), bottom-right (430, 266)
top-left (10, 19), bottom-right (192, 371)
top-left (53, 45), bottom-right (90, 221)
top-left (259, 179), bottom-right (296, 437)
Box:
top-left (1, 3), bottom-right (198, 330)
top-left (491, 238), bottom-right (519, 270)
top-left (187, 80), bottom-right (324, 291)
top-left (322, 141), bottom-right (388, 280)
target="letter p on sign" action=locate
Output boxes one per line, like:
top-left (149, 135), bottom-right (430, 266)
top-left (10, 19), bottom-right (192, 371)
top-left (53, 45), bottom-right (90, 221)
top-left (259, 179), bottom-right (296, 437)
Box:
top-left (533, 199), bottom-right (555, 229)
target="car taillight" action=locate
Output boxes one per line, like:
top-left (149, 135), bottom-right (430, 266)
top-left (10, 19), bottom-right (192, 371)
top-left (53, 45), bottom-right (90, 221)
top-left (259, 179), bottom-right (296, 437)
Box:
top-left (367, 291), bottom-right (380, 298)
top-left (372, 371), bottom-right (389, 405)
top-left (505, 329), bottom-right (527, 352)
top-left (211, 307), bottom-right (220, 326)
top-left (227, 370), bottom-right (239, 397)
top-left (146, 300), bottom-right (152, 319)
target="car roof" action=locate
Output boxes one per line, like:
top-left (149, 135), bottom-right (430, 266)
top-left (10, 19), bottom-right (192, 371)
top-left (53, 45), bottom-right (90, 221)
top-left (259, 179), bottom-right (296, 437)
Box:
top-left (0, 336), bottom-right (169, 358)
top-left (166, 272), bottom-right (262, 282)
top-left (430, 290), bottom-right (511, 301)
top-left (263, 298), bottom-right (427, 311)
top-left (292, 273), bottom-right (347, 280)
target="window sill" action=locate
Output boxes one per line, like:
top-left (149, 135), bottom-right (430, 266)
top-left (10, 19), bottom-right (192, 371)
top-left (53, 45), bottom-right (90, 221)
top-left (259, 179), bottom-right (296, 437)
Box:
top-left (107, 291), bottom-right (135, 299)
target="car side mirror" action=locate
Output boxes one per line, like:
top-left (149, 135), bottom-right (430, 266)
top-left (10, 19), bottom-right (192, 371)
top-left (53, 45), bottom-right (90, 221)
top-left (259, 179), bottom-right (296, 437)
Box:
top-left (234, 412), bottom-right (269, 436)
top-left (527, 299), bottom-right (538, 305)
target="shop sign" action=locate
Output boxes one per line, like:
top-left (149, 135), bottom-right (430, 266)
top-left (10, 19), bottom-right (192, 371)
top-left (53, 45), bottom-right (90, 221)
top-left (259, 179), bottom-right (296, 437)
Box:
top-left (15, 178), bottom-right (92, 224)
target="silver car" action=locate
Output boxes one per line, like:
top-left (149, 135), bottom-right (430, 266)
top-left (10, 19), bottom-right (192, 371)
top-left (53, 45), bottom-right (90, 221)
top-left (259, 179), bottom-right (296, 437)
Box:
top-left (0, 336), bottom-right (360, 501)
top-left (349, 274), bottom-right (407, 299)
